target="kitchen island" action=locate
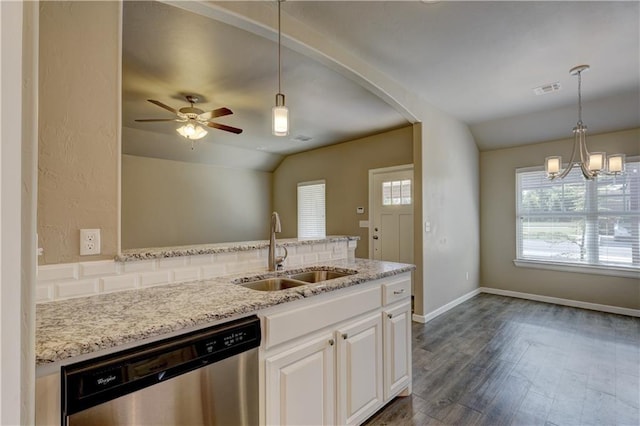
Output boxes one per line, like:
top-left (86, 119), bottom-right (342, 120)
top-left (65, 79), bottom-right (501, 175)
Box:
top-left (36, 255), bottom-right (414, 425)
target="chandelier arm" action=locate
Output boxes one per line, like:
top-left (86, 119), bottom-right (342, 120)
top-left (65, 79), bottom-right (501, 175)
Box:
top-left (577, 127), bottom-right (596, 179)
top-left (557, 131), bottom-right (581, 179)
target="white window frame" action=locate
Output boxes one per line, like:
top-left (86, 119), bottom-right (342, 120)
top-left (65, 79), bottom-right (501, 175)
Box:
top-left (514, 157), bottom-right (639, 278)
top-left (297, 180), bottom-right (326, 239)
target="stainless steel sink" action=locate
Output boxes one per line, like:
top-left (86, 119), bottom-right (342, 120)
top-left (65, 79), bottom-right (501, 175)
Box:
top-left (287, 270), bottom-right (354, 283)
top-left (235, 268), bottom-right (357, 291)
top-left (239, 278), bottom-right (307, 292)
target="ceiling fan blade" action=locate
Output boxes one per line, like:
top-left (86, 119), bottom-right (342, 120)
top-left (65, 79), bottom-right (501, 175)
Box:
top-left (199, 107), bottom-right (233, 121)
top-left (147, 99), bottom-right (177, 114)
top-left (135, 118), bottom-right (176, 122)
top-left (206, 122), bottom-right (243, 134)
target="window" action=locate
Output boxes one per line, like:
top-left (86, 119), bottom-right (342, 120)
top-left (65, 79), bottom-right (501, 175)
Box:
top-left (297, 180), bottom-right (326, 238)
top-left (382, 179), bottom-right (411, 205)
top-left (516, 159), bottom-right (639, 274)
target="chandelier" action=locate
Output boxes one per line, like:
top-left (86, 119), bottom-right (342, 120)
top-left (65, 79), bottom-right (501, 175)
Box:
top-left (545, 65), bottom-right (625, 180)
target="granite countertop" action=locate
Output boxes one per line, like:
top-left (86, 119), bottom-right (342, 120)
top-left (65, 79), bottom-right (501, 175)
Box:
top-left (117, 235), bottom-right (360, 261)
top-left (36, 258), bottom-right (414, 366)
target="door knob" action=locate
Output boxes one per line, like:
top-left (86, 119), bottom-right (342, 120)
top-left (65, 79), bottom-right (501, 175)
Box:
top-left (372, 235), bottom-right (379, 240)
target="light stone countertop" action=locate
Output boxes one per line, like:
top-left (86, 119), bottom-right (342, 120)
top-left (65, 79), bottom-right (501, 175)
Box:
top-left (117, 236), bottom-right (360, 261)
top-left (36, 258), bottom-right (414, 366)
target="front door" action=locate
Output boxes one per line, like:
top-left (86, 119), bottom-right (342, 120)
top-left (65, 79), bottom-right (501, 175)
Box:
top-left (369, 166), bottom-right (414, 264)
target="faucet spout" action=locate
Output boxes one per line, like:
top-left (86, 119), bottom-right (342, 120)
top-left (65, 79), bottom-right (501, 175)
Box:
top-left (269, 212), bottom-right (286, 271)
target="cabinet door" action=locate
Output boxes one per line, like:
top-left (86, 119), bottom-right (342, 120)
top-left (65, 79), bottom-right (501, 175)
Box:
top-left (383, 301), bottom-right (412, 401)
top-left (336, 313), bottom-right (384, 425)
top-left (265, 333), bottom-right (335, 426)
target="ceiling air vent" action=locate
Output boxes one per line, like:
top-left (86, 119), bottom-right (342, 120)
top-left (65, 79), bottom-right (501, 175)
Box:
top-left (292, 135), bottom-right (312, 142)
top-left (533, 82), bottom-right (561, 96)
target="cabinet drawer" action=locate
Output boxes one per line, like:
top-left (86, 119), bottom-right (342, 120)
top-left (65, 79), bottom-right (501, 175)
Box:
top-left (264, 285), bottom-right (382, 349)
top-left (382, 277), bottom-right (411, 305)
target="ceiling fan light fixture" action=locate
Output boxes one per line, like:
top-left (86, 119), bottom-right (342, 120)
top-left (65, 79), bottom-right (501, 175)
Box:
top-left (177, 122), bottom-right (208, 140)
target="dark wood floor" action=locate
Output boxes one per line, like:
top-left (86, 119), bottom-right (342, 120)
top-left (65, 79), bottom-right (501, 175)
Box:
top-left (365, 294), bottom-right (640, 426)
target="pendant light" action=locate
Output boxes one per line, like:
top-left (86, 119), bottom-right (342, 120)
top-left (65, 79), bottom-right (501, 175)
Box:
top-left (272, 0), bottom-right (289, 136)
top-left (545, 65), bottom-right (625, 180)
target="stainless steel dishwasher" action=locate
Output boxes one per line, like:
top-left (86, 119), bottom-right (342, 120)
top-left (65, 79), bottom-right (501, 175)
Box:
top-left (61, 315), bottom-right (260, 425)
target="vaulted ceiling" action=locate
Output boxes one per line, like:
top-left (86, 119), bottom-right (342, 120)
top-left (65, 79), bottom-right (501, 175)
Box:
top-left (122, 1), bottom-right (639, 166)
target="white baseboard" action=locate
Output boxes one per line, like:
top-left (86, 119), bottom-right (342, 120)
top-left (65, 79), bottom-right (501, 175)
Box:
top-left (412, 288), bottom-right (481, 323)
top-left (412, 286), bottom-right (640, 324)
top-left (480, 287), bottom-right (640, 318)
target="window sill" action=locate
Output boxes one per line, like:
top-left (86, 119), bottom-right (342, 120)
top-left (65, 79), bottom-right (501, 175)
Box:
top-left (513, 259), bottom-right (640, 279)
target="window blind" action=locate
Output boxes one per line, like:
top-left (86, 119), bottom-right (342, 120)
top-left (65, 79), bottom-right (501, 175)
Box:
top-left (298, 181), bottom-right (326, 238)
top-left (516, 159), bottom-right (639, 270)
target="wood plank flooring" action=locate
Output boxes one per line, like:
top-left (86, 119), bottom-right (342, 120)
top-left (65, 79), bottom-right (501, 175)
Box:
top-left (365, 294), bottom-right (640, 426)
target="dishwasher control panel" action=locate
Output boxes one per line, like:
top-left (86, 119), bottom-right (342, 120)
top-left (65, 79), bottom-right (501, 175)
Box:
top-left (62, 315), bottom-right (261, 418)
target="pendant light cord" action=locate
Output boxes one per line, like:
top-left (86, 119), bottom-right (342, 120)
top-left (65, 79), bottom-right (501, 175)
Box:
top-left (278, 0), bottom-right (282, 94)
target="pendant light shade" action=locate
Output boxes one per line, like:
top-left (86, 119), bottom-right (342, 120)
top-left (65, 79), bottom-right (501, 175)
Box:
top-left (272, 0), bottom-right (289, 136)
top-left (273, 93), bottom-right (289, 136)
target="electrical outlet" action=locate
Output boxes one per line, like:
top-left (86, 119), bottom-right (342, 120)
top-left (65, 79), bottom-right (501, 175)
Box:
top-left (80, 229), bottom-right (101, 256)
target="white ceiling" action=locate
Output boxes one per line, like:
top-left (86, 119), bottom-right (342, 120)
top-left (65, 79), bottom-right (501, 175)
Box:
top-left (122, 1), bottom-right (639, 165)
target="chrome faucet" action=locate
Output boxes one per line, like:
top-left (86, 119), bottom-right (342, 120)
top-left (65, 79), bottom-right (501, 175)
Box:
top-left (269, 212), bottom-right (288, 271)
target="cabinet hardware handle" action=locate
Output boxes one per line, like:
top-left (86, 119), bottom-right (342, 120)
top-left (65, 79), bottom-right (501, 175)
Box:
top-left (329, 339), bottom-right (335, 346)
top-left (387, 313), bottom-right (393, 319)
top-left (342, 333), bottom-right (348, 340)
top-left (393, 289), bottom-right (405, 295)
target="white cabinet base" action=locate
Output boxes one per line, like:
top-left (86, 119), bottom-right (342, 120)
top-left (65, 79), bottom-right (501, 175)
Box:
top-left (384, 301), bottom-right (412, 401)
top-left (262, 273), bottom-right (413, 426)
top-left (337, 313), bottom-right (383, 425)
top-left (265, 333), bottom-right (335, 426)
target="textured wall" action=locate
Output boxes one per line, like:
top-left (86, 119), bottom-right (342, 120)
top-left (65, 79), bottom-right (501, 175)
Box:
top-left (38, 1), bottom-right (120, 264)
top-left (418, 107), bottom-right (480, 315)
top-left (481, 128), bottom-right (640, 309)
top-left (273, 126), bottom-right (413, 259)
top-left (122, 155), bottom-right (271, 249)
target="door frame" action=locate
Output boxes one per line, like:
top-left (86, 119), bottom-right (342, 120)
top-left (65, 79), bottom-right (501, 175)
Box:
top-left (368, 164), bottom-right (414, 260)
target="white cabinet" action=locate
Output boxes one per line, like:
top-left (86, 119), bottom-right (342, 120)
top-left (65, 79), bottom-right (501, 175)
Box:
top-left (383, 301), bottom-right (412, 400)
top-left (262, 273), bottom-right (412, 426)
top-left (265, 333), bottom-right (335, 425)
top-left (336, 313), bottom-right (383, 425)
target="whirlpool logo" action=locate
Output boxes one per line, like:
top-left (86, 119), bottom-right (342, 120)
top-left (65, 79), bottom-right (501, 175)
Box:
top-left (97, 375), bottom-right (117, 386)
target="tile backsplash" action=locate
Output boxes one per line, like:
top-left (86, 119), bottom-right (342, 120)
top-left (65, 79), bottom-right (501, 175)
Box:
top-left (37, 240), bottom-right (357, 303)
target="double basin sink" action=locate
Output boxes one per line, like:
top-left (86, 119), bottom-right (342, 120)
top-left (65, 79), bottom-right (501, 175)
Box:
top-left (235, 268), bottom-right (357, 292)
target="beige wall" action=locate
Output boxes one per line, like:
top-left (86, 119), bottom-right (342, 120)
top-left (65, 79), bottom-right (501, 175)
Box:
top-left (481, 128), bottom-right (640, 309)
top-left (38, 1), bottom-right (120, 264)
top-left (418, 108), bottom-right (480, 315)
top-left (122, 155), bottom-right (271, 249)
top-left (273, 126), bottom-right (414, 259)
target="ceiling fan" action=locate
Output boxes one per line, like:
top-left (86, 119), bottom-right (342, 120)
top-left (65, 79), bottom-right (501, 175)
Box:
top-left (135, 95), bottom-right (243, 136)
